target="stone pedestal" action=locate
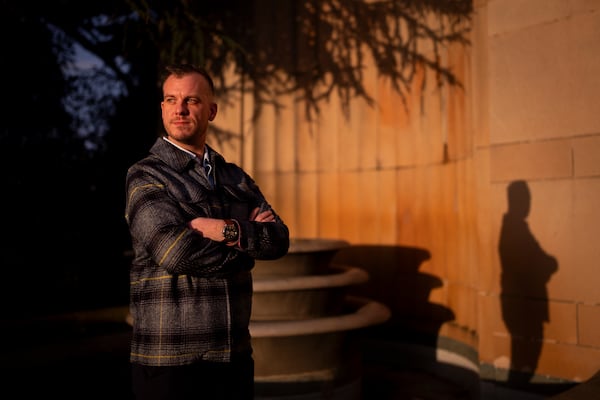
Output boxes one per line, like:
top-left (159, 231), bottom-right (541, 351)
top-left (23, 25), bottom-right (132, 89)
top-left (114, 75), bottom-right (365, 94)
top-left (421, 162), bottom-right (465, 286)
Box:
top-left (250, 238), bottom-right (391, 399)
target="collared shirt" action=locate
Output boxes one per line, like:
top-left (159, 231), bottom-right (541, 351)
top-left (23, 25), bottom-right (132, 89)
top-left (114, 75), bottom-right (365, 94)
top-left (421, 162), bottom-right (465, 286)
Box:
top-left (161, 136), bottom-right (214, 186)
top-left (125, 137), bottom-right (289, 366)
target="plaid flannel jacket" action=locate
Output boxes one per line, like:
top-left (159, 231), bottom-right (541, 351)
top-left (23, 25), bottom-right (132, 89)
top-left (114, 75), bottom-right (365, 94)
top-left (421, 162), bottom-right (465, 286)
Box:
top-left (125, 137), bottom-right (289, 366)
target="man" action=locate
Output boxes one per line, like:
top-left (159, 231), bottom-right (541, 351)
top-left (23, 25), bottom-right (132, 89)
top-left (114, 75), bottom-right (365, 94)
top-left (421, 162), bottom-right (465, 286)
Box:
top-left (124, 63), bottom-right (290, 399)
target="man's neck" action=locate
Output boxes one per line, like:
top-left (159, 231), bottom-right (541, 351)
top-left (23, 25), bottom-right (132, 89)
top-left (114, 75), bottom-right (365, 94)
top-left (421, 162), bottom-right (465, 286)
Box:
top-left (163, 136), bottom-right (205, 158)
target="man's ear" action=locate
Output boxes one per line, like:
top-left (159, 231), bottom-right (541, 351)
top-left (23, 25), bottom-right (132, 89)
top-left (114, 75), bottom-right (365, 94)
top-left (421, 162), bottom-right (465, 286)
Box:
top-left (209, 103), bottom-right (218, 121)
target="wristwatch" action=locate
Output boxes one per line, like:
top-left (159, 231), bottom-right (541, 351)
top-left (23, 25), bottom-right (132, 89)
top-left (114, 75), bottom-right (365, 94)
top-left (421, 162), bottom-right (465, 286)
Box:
top-left (222, 219), bottom-right (239, 243)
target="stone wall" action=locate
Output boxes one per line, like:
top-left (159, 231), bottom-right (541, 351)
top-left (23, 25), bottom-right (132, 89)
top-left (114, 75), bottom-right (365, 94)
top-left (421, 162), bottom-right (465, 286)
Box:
top-left (210, 0), bottom-right (600, 383)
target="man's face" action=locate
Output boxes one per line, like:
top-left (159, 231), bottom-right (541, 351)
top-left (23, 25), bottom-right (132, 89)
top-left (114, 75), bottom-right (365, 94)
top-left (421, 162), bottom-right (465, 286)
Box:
top-left (161, 72), bottom-right (217, 151)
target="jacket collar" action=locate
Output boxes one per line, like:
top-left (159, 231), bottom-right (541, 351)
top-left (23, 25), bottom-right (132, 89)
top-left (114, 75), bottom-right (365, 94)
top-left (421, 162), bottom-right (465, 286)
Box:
top-left (150, 136), bottom-right (223, 172)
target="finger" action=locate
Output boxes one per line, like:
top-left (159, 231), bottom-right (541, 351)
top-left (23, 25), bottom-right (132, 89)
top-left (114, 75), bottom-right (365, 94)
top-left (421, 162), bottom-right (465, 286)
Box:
top-left (258, 210), bottom-right (273, 219)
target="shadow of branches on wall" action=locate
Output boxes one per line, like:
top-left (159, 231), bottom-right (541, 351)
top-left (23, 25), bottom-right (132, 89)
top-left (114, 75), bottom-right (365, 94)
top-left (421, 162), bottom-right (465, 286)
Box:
top-left (125, 0), bottom-right (473, 121)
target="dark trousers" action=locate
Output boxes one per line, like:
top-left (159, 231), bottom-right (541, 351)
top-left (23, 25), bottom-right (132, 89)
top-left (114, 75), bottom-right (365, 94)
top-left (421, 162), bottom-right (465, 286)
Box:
top-left (131, 355), bottom-right (254, 400)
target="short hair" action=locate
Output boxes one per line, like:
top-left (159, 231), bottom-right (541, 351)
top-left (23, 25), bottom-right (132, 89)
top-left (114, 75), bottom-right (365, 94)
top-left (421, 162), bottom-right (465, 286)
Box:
top-left (162, 63), bottom-right (215, 95)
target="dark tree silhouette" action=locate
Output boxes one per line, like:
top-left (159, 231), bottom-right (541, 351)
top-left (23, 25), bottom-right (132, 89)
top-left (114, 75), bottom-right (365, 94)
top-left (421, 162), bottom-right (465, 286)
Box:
top-left (0, 0), bottom-right (141, 317)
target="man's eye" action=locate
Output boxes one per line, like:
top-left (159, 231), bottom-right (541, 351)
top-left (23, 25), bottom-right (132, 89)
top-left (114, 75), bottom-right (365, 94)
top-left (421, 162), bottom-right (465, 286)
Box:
top-left (164, 98), bottom-right (176, 104)
top-left (187, 98), bottom-right (200, 105)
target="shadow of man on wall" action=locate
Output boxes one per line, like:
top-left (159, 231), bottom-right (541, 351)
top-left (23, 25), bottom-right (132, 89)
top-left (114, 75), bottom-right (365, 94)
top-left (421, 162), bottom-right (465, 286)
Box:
top-left (498, 180), bottom-right (558, 388)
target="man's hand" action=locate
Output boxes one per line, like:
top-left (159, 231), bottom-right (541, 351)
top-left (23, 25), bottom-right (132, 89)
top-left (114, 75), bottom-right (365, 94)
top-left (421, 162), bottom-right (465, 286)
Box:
top-left (250, 206), bottom-right (275, 222)
top-left (188, 217), bottom-right (227, 242)
top-left (188, 206), bottom-right (275, 243)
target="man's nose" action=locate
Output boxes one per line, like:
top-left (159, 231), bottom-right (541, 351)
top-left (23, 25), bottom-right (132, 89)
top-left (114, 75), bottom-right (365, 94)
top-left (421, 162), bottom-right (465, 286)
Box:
top-left (175, 102), bottom-right (189, 115)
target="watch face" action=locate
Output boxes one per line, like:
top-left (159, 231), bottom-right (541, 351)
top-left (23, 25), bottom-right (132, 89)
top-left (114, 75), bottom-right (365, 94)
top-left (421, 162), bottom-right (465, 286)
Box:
top-left (223, 223), bottom-right (239, 242)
